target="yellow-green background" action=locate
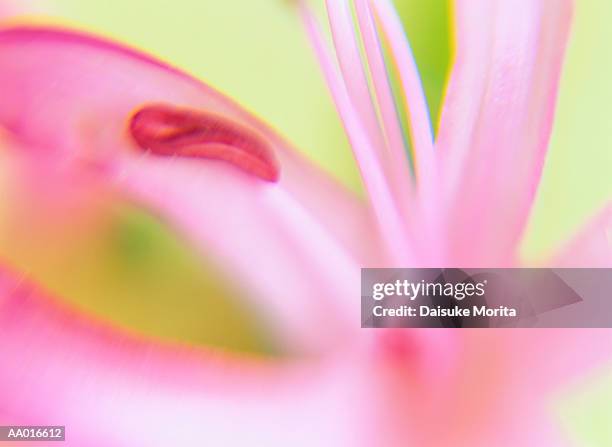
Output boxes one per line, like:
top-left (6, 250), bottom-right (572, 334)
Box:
top-left (1, 0), bottom-right (611, 443)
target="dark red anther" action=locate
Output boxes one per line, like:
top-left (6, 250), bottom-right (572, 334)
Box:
top-left (129, 104), bottom-right (280, 182)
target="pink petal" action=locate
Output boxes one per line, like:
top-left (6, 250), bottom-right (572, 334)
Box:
top-left (551, 204), bottom-right (612, 267)
top-left (0, 26), bottom-right (380, 352)
top-left (0, 266), bottom-right (360, 446)
top-left (437, 0), bottom-right (573, 266)
top-left (353, 0), bottom-right (409, 177)
top-left (369, 329), bottom-right (612, 446)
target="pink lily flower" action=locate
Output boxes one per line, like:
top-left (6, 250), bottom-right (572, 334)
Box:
top-left (0, 0), bottom-right (611, 445)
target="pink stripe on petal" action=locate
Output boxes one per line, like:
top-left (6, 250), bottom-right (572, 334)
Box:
top-left (437, 0), bottom-right (573, 266)
top-left (0, 26), bottom-right (380, 351)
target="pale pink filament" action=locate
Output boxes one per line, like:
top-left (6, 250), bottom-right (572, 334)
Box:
top-left (298, 2), bottom-right (415, 264)
top-left (367, 0), bottom-right (444, 262)
top-left (352, 0), bottom-right (416, 221)
top-left (297, 0), bottom-right (440, 263)
top-left (371, 0), bottom-right (434, 180)
top-left (324, 0), bottom-right (386, 157)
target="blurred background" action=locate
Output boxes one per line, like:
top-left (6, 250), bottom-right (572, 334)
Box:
top-left (0, 0), bottom-right (611, 444)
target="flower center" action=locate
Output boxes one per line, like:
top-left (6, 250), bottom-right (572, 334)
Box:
top-left (129, 104), bottom-right (280, 182)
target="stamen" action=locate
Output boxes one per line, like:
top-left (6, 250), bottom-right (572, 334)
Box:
top-left (354, 0), bottom-right (407, 165)
top-left (297, 1), bottom-right (416, 264)
top-left (129, 104), bottom-right (280, 182)
top-left (353, 0), bottom-right (415, 207)
top-left (368, 0), bottom-right (443, 264)
top-left (371, 0), bottom-right (434, 178)
top-left (325, 0), bottom-right (386, 154)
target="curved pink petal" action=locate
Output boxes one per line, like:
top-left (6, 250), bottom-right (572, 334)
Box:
top-left (437, 0), bottom-right (573, 266)
top-left (0, 266), bottom-right (364, 446)
top-left (551, 204), bottom-right (612, 267)
top-left (0, 26), bottom-right (382, 352)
